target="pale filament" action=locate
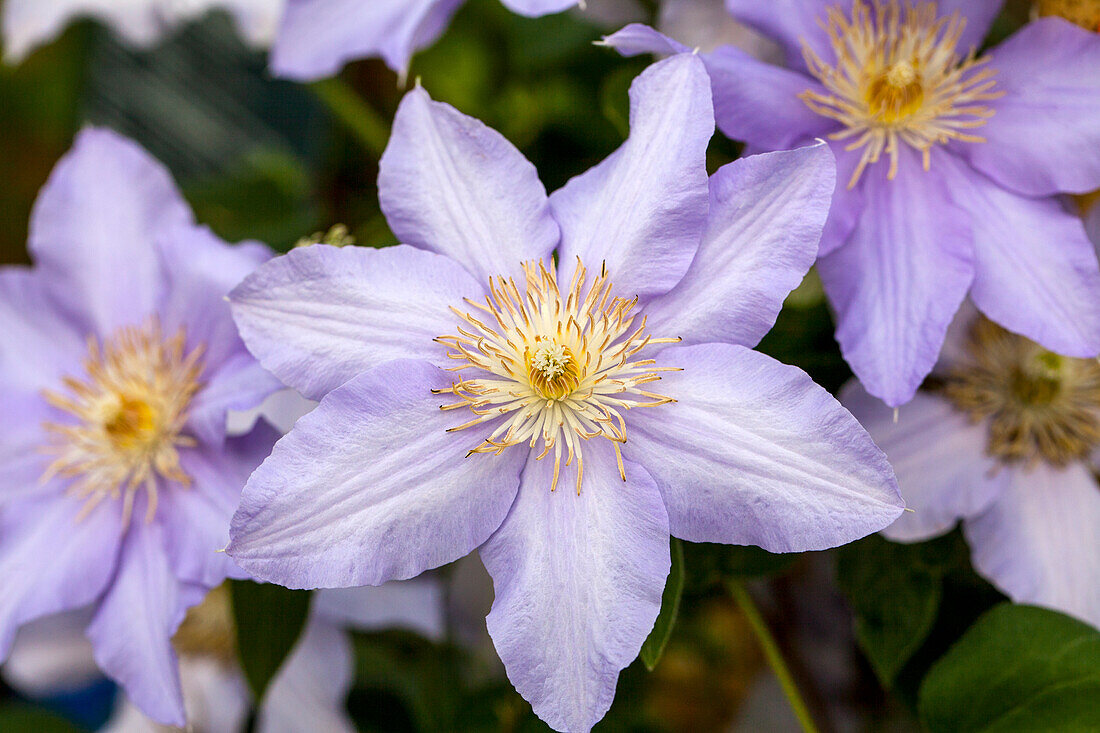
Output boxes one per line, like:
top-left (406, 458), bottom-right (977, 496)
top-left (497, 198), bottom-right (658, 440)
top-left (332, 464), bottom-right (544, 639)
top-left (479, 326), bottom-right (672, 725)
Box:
top-left (434, 259), bottom-right (680, 494)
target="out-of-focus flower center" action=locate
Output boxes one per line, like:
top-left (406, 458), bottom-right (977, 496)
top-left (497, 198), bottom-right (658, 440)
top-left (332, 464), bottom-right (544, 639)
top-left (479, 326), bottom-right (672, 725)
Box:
top-left (41, 320), bottom-right (205, 525)
top-left (942, 318), bottom-right (1100, 467)
top-left (800, 0), bottom-right (1003, 187)
top-left (435, 259), bottom-right (680, 493)
top-left (173, 584), bottom-right (237, 665)
top-left (1036, 0), bottom-right (1100, 31)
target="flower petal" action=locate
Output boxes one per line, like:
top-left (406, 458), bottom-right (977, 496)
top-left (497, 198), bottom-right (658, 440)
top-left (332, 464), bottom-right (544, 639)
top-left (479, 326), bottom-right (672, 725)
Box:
top-left (313, 580), bottom-right (445, 640)
top-left (498, 0), bottom-right (579, 15)
top-left (228, 359), bottom-right (525, 588)
top-left (161, 424), bottom-right (281, 589)
top-left (156, 224), bottom-right (280, 444)
top-left (270, 0), bottom-right (464, 80)
top-left (937, 0), bottom-right (1004, 52)
top-left (230, 244), bottom-right (480, 400)
top-left (1087, 203), bottom-right (1100, 250)
top-left (722, 0), bottom-right (832, 69)
top-left (645, 143), bottom-right (835, 348)
top-left (965, 462), bottom-right (1100, 629)
top-left (817, 149), bottom-right (975, 406)
top-left (86, 521), bottom-right (187, 728)
top-left (0, 495), bottom-right (121, 661)
top-left (600, 23), bottom-right (690, 56)
top-left (257, 617), bottom-right (355, 733)
top-left (937, 155), bottom-right (1100, 359)
top-left (0, 267), bottom-right (84, 393)
top-left (657, 0), bottom-right (784, 58)
top-left (550, 53), bottom-right (713, 299)
top-left (960, 18), bottom-right (1100, 197)
top-left (623, 343), bottom-right (903, 552)
top-left (481, 442), bottom-right (670, 733)
top-left (28, 128), bottom-right (193, 336)
top-left (840, 381), bottom-right (1007, 542)
top-left (2, 611), bottom-right (99, 697)
top-left (2, 0), bottom-right (161, 62)
top-left (704, 45), bottom-right (836, 150)
top-left (379, 86), bottom-right (559, 284)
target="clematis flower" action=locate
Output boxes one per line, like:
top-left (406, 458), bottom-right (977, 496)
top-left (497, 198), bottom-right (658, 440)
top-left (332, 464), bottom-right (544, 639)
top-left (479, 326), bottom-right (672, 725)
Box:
top-left (227, 54), bottom-right (903, 731)
top-left (2, 0), bottom-right (286, 63)
top-left (0, 127), bottom-right (283, 726)
top-left (270, 0), bottom-right (586, 81)
top-left (603, 1), bottom-right (1100, 407)
top-left (843, 307), bottom-right (1100, 629)
top-left (2, 580), bottom-right (444, 733)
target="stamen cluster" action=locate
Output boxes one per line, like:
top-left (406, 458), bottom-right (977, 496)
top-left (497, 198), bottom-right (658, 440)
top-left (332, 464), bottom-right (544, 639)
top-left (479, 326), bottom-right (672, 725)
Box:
top-left (942, 318), bottom-right (1100, 467)
top-left (41, 320), bottom-right (205, 525)
top-left (435, 259), bottom-right (679, 494)
top-left (800, 0), bottom-right (1003, 187)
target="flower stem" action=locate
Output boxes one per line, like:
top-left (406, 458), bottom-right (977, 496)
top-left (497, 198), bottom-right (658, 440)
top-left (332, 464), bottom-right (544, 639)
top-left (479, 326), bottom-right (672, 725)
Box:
top-left (727, 579), bottom-right (821, 733)
top-left (309, 78), bottom-right (390, 158)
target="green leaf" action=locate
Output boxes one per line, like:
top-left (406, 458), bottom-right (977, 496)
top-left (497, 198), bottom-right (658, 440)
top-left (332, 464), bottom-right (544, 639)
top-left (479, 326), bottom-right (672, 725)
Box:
top-left (920, 604), bottom-right (1100, 732)
top-left (230, 580), bottom-right (312, 700)
top-left (640, 537), bottom-right (685, 671)
top-left (836, 534), bottom-right (947, 686)
top-left (0, 704), bottom-right (80, 733)
top-left (683, 541), bottom-right (796, 593)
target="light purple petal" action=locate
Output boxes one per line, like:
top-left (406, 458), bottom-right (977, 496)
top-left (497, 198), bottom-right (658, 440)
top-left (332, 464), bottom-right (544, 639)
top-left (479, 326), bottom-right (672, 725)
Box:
top-left (271, 0), bottom-right (464, 80)
top-left (965, 462), bottom-right (1100, 630)
top-left (551, 54), bottom-right (712, 300)
top-left (28, 127), bottom-right (193, 336)
top-left (623, 343), bottom-right (902, 552)
top-left (379, 87), bottom-right (559, 284)
top-left (230, 244), bottom-right (481, 400)
top-left (817, 149), bottom-right (975, 406)
top-left (313, 580), bottom-right (445, 640)
top-left (257, 617), bottom-right (355, 733)
top-left (937, 155), bottom-right (1100, 359)
top-left (161, 425), bottom-right (281, 588)
top-left (227, 389), bottom-right (316, 437)
top-left (657, 0), bottom-right (784, 59)
top-left (840, 381), bottom-right (1007, 542)
top-left (228, 359), bottom-right (525, 589)
top-left (704, 45), bottom-right (835, 150)
top-left (600, 23), bottom-right (691, 56)
top-left (156, 224), bottom-right (280, 444)
top-left (817, 141), bottom-right (868, 257)
top-left (645, 143), bottom-right (835, 348)
top-left (960, 18), bottom-right (1100, 197)
top-left (481, 442), bottom-right (669, 732)
top-left (86, 521), bottom-right (187, 728)
top-left (0, 268), bottom-right (85, 394)
top-left (937, 0), bottom-right (1004, 52)
top-left (722, 0), bottom-right (833, 68)
top-left (0, 496), bottom-right (122, 661)
top-left (498, 0), bottom-right (578, 15)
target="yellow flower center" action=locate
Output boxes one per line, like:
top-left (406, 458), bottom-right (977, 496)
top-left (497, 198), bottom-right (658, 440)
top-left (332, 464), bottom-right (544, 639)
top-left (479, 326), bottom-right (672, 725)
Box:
top-left (942, 318), bottom-right (1100, 467)
top-left (800, 0), bottom-right (1003, 187)
top-left (1036, 0), bottom-right (1100, 31)
top-left (41, 320), bottom-right (205, 525)
top-left (435, 259), bottom-right (680, 494)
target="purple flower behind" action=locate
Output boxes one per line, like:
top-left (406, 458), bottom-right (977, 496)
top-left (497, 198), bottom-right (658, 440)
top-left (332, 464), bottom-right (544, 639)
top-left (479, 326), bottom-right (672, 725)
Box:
top-left (270, 0), bottom-right (582, 81)
top-left (0, 128), bottom-right (282, 727)
top-left (603, 1), bottom-right (1100, 407)
top-left (227, 54), bottom-right (904, 732)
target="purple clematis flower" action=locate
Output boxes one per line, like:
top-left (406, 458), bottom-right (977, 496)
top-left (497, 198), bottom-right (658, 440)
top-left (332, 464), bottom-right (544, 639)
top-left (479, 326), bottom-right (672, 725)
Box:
top-left (0, 127), bottom-right (283, 727)
top-left (227, 54), bottom-right (903, 731)
top-left (843, 302), bottom-right (1100, 630)
top-left (270, 0), bottom-right (583, 81)
top-left (604, 1), bottom-right (1100, 407)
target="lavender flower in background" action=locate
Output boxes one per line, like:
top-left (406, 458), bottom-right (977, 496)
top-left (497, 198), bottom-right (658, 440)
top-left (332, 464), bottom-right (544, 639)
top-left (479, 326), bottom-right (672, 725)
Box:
top-left (226, 53), bottom-right (903, 731)
top-left (1, 580), bottom-right (445, 733)
top-left (2, 0), bottom-right (286, 62)
top-left (656, 0), bottom-right (780, 59)
top-left (843, 306), bottom-right (1100, 629)
top-left (0, 127), bottom-right (283, 726)
top-left (604, 1), bottom-right (1100, 407)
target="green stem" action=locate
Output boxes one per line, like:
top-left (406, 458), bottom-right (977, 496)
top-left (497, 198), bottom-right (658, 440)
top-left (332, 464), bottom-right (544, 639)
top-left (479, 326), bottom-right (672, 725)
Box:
top-left (309, 77), bottom-right (390, 158)
top-left (728, 580), bottom-right (821, 733)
